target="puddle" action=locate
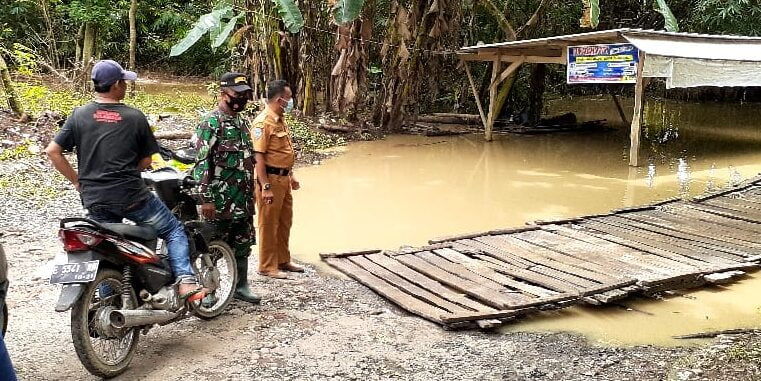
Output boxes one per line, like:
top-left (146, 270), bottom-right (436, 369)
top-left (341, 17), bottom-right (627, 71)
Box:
top-left (287, 97), bottom-right (761, 346)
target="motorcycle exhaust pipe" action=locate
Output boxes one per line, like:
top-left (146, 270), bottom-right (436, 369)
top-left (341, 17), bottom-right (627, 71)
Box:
top-left (109, 309), bottom-right (178, 329)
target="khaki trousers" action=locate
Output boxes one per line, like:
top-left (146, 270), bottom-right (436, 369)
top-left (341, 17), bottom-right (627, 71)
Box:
top-left (255, 174), bottom-right (293, 273)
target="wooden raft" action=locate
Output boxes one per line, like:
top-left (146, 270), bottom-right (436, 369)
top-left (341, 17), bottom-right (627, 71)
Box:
top-left (321, 175), bottom-right (761, 329)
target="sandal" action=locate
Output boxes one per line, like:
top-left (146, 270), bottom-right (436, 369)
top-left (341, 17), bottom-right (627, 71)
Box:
top-left (178, 283), bottom-right (207, 303)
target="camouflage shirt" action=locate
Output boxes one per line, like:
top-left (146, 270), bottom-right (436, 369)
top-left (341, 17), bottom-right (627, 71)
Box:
top-left (192, 110), bottom-right (255, 220)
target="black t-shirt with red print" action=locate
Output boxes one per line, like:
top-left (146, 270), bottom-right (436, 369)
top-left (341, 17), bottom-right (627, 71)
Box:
top-left (54, 101), bottom-right (160, 208)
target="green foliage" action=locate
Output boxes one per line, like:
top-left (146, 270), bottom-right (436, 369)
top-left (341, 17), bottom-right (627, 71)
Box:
top-left (285, 115), bottom-right (346, 151)
top-left (2, 43), bottom-right (38, 76)
top-left (170, 4), bottom-right (234, 56)
top-left (0, 140), bottom-right (36, 162)
top-left (691, 0), bottom-right (761, 36)
top-left (66, 0), bottom-right (114, 23)
top-left (15, 82), bottom-right (213, 118)
top-left (213, 13), bottom-right (244, 48)
top-left (654, 0), bottom-right (680, 32)
top-left (589, 0), bottom-right (600, 28)
top-left (332, 0), bottom-right (366, 25)
top-left (272, 0), bottom-right (304, 33)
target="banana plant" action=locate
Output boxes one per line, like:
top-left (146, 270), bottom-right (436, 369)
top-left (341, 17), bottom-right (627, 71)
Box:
top-left (170, 0), bottom-right (305, 57)
top-left (332, 0), bottom-right (365, 25)
top-left (580, 0), bottom-right (679, 32)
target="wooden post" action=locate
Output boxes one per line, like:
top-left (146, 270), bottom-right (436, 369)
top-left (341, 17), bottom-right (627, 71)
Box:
top-left (486, 58), bottom-right (501, 141)
top-left (462, 59), bottom-right (489, 131)
top-left (629, 52), bottom-right (646, 167)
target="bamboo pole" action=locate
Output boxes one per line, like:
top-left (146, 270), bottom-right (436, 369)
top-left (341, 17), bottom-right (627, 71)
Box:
top-left (462, 59), bottom-right (488, 131)
top-left (629, 52), bottom-right (647, 167)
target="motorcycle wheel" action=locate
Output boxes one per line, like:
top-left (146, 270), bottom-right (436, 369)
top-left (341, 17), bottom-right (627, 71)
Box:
top-left (71, 268), bottom-right (139, 378)
top-left (192, 240), bottom-right (237, 320)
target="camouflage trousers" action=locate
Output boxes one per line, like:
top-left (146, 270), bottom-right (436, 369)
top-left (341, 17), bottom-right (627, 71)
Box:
top-left (214, 218), bottom-right (255, 259)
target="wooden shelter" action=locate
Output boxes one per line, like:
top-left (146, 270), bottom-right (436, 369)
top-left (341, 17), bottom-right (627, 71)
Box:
top-left (458, 29), bottom-right (761, 166)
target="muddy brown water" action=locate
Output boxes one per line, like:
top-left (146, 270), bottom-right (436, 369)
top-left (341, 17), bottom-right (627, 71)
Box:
top-left (291, 97), bottom-right (761, 346)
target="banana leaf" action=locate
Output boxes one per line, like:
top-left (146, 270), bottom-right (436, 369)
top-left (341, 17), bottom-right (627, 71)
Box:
top-left (170, 5), bottom-right (233, 56)
top-left (212, 13), bottom-right (244, 48)
top-left (333, 0), bottom-right (365, 25)
top-left (272, 0), bottom-right (304, 33)
top-left (654, 0), bottom-right (679, 32)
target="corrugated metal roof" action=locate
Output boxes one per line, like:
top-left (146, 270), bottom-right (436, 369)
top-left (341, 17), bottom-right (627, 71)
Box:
top-left (459, 29), bottom-right (761, 62)
top-left (623, 34), bottom-right (761, 61)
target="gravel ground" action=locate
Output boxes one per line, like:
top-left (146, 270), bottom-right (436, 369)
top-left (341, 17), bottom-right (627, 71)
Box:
top-left (1, 154), bottom-right (758, 380)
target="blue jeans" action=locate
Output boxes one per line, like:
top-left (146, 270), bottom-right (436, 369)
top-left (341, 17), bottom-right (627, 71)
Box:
top-left (0, 333), bottom-right (16, 381)
top-left (87, 194), bottom-right (196, 282)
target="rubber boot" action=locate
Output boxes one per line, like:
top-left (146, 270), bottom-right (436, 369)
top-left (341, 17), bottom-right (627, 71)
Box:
top-left (234, 257), bottom-right (261, 304)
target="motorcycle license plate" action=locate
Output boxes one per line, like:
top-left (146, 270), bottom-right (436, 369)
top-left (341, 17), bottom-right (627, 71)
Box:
top-left (50, 260), bottom-right (100, 284)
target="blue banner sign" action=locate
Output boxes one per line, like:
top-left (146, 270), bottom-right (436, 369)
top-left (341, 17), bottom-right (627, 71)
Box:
top-left (567, 43), bottom-right (639, 84)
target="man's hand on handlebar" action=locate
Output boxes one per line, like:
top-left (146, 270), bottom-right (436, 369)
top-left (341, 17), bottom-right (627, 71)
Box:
top-left (201, 203), bottom-right (216, 220)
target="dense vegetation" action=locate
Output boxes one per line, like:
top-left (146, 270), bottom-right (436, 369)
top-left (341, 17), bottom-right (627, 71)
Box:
top-left (1, 0), bottom-right (760, 128)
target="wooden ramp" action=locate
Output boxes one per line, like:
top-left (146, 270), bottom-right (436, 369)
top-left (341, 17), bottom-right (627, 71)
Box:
top-left (321, 176), bottom-right (761, 329)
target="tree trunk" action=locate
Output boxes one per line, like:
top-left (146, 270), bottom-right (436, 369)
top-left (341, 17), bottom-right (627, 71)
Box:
top-left (525, 64), bottom-right (546, 125)
top-left (39, 0), bottom-right (60, 68)
top-left (129, 0), bottom-right (138, 95)
top-left (82, 23), bottom-right (96, 67)
top-left (330, 19), bottom-right (370, 120)
top-left (75, 24), bottom-right (84, 65)
top-left (0, 54), bottom-right (25, 117)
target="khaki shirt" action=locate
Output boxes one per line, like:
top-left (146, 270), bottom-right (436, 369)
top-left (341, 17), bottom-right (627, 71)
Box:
top-left (251, 106), bottom-right (295, 169)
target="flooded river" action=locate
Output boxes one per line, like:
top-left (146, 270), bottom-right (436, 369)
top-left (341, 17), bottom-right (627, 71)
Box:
top-left (290, 97), bottom-right (761, 346)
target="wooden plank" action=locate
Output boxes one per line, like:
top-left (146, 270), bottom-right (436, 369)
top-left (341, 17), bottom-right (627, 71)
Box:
top-left (610, 214), bottom-right (756, 259)
top-left (593, 217), bottom-right (747, 263)
top-left (567, 223), bottom-right (709, 268)
top-left (395, 253), bottom-right (517, 309)
top-left (686, 203), bottom-right (761, 225)
top-left (462, 238), bottom-right (535, 268)
top-left (548, 225), bottom-right (698, 273)
top-left (624, 212), bottom-right (761, 252)
top-left (484, 235), bottom-right (629, 284)
top-left (348, 256), bottom-right (473, 314)
top-left (511, 231), bottom-right (642, 281)
top-left (434, 248), bottom-right (557, 297)
top-left (320, 249), bottom-right (382, 259)
top-left (325, 258), bottom-right (450, 323)
top-left (489, 58), bottom-right (524, 93)
top-left (517, 229), bottom-right (660, 279)
top-left (469, 236), bottom-right (604, 288)
top-left (578, 221), bottom-right (719, 267)
top-left (662, 206), bottom-right (761, 235)
top-left (462, 59), bottom-right (489, 131)
top-left (703, 199), bottom-right (761, 220)
top-left (416, 250), bottom-right (522, 296)
top-left (366, 254), bottom-right (497, 313)
top-left (473, 254), bottom-right (584, 293)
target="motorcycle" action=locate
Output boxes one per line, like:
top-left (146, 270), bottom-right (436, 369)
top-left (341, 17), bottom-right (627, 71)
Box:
top-left (52, 161), bottom-right (237, 378)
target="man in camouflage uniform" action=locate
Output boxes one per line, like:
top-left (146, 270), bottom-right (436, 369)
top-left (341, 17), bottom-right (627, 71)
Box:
top-left (192, 72), bottom-right (260, 304)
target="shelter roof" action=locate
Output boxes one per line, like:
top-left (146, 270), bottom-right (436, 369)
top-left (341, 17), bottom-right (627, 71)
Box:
top-left (459, 29), bottom-right (761, 62)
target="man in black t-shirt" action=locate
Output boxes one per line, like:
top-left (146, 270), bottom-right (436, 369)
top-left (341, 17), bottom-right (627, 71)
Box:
top-left (45, 60), bottom-right (205, 301)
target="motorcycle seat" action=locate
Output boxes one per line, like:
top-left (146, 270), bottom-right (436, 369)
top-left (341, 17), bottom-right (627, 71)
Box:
top-left (103, 223), bottom-right (158, 242)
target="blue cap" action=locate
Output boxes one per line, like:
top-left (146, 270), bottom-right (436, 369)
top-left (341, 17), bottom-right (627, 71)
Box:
top-left (91, 60), bottom-right (137, 86)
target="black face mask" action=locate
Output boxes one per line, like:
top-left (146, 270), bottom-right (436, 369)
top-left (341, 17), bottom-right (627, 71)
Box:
top-left (226, 95), bottom-right (248, 112)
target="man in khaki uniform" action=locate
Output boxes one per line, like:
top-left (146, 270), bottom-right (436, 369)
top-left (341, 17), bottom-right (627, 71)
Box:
top-left (252, 80), bottom-right (304, 279)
